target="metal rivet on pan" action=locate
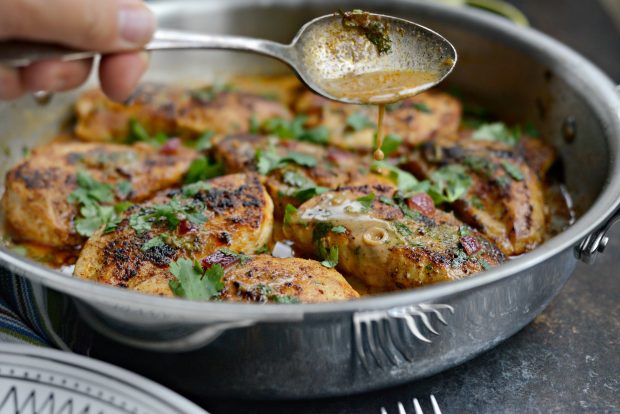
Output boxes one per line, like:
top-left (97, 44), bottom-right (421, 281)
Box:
top-left (562, 116), bottom-right (577, 143)
top-left (32, 90), bottom-right (53, 105)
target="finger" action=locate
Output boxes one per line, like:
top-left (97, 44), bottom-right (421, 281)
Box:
top-left (0, 0), bottom-right (156, 51)
top-left (0, 65), bottom-right (24, 100)
top-left (99, 52), bottom-right (149, 102)
top-left (20, 59), bottom-right (93, 92)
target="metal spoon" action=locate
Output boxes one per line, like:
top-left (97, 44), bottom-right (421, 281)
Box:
top-left (0, 11), bottom-right (456, 104)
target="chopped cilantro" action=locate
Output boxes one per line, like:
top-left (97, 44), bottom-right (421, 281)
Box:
top-left (115, 180), bottom-right (133, 199)
top-left (292, 186), bottom-right (329, 203)
top-left (472, 122), bottom-right (520, 146)
top-left (319, 245), bottom-right (339, 268)
top-left (394, 222), bottom-right (413, 237)
top-left (375, 133), bottom-right (402, 157)
top-left (282, 171), bottom-right (314, 188)
top-left (428, 165), bottom-right (472, 204)
top-left (184, 156), bottom-right (224, 184)
top-left (191, 130), bottom-right (215, 151)
top-left (298, 126), bottom-right (330, 145)
top-left (501, 160), bottom-right (525, 181)
top-left (114, 201), bottom-right (133, 214)
top-left (67, 171), bottom-right (122, 236)
top-left (168, 259), bottom-right (224, 300)
top-left (425, 264), bottom-right (434, 271)
top-left (371, 161), bottom-right (428, 193)
top-left (524, 122), bottom-right (540, 138)
top-left (219, 248), bottom-right (251, 264)
top-left (470, 196), bottom-right (484, 209)
top-left (258, 115), bottom-right (330, 145)
top-left (313, 222), bottom-right (334, 243)
top-left (412, 102), bottom-right (432, 113)
top-left (331, 225), bottom-right (347, 234)
top-left (249, 115), bottom-right (261, 134)
top-left (256, 148), bottom-right (317, 175)
top-left (283, 204), bottom-right (297, 226)
top-left (379, 195), bottom-right (396, 206)
top-left (479, 258), bottom-right (491, 270)
top-left (182, 181), bottom-right (211, 197)
top-left (346, 112), bottom-right (376, 131)
top-left (272, 295), bottom-right (301, 304)
top-left (141, 235), bottom-right (165, 251)
top-left (129, 199), bottom-right (206, 235)
top-left (356, 192), bottom-right (376, 211)
top-left (255, 244), bottom-right (270, 254)
top-left (126, 119), bottom-right (168, 146)
top-left (459, 226), bottom-right (471, 237)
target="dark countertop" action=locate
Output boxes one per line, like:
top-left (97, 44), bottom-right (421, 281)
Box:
top-left (199, 2), bottom-right (620, 413)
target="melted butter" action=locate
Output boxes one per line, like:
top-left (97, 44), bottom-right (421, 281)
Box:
top-left (322, 69), bottom-right (439, 104)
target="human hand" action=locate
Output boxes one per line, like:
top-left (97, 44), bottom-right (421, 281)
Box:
top-left (0, 0), bottom-right (156, 102)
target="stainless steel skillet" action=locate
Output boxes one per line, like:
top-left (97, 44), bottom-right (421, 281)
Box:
top-left (0, 0), bottom-right (619, 399)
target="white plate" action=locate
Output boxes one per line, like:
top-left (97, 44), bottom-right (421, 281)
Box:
top-left (0, 343), bottom-right (208, 414)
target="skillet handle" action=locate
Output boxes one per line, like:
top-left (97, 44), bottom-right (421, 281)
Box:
top-left (576, 85), bottom-right (620, 264)
top-left (576, 207), bottom-right (620, 264)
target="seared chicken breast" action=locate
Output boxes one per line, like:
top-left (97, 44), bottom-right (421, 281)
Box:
top-left (2, 142), bottom-right (197, 248)
top-left (212, 134), bottom-right (390, 216)
top-left (283, 183), bottom-right (504, 290)
top-left (404, 138), bottom-right (547, 255)
top-left (295, 90), bottom-right (462, 152)
top-left (216, 254), bottom-right (359, 303)
top-left (75, 83), bottom-right (292, 142)
top-left (74, 174), bottom-right (273, 290)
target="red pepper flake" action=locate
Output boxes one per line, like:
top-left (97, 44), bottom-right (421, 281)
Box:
top-left (326, 148), bottom-right (353, 165)
top-left (159, 137), bottom-right (181, 155)
top-left (407, 193), bottom-right (435, 216)
top-left (201, 250), bottom-right (238, 270)
top-left (460, 235), bottom-right (481, 256)
top-left (177, 219), bottom-right (195, 235)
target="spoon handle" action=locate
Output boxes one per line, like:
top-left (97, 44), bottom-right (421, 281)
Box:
top-left (0, 29), bottom-right (294, 68)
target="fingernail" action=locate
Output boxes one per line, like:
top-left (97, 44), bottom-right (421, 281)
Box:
top-left (118, 4), bottom-right (156, 46)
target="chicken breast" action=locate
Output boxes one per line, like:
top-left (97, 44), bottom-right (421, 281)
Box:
top-left (211, 134), bottom-right (389, 216)
top-left (2, 142), bottom-right (197, 248)
top-left (404, 138), bottom-right (547, 255)
top-left (75, 83), bottom-right (292, 142)
top-left (74, 173), bottom-right (274, 290)
top-left (294, 90), bottom-right (462, 152)
top-left (283, 183), bottom-right (504, 290)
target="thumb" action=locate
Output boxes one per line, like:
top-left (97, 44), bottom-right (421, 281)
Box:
top-left (0, 0), bottom-right (156, 51)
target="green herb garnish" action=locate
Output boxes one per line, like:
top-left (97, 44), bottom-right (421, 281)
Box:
top-left (356, 192), bottom-right (376, 211)
top-left (191, 130), bottom-right (215, 151)
top-left (256, 148), bottom-right (317, 175)
top-left (331, 225), bottom-right (347, 234)
top-left (292, 186), bottom-right (329, 203)
top-left (501, 160), bottom-right (525, 181)
top-left (472, 122), bottom-right (521, 146)
top-left (394, 222), bottom-right (413, 237)
top-left (184, 156), bottom-right (224, 184)
top-left (168, 259), bottom-right (224, 300)
top-left (319, 245), bottom-right (339, 268)
top-left (412, 102), bottom-right (432, 113)
top-left (283, 204), bottom-right (298, 226)
top-left (428, 165), bottom-right (472, 204)
top-left (346, 112), bottom-right (376, 131)
top-left (141, 235), bottom-right (166, 251)
top-left (129, 199), bottom-right (207, 235)
top-left (126, 119), bottom-right (168, 146)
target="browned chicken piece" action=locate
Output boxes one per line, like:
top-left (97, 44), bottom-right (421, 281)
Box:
top-left (217, 255), bottom-right (359, 303)
top-left (2, 142), bottom-right (197, 248)
top-left (404, 138), bottom-right (547, 255)
top-left (74, 83), bottom-right (292, 142)
top-left (211, 134), bottom-right (390, 216)
top-left (294, 90), bottom-right (462, 152)
top-left (283, 183), bottom-right (504, 290)
top-left (74, 174), bottom-right (274, 291)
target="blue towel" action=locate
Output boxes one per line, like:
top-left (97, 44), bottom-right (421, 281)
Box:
top-left (0, 273), bottom-right (52, 346)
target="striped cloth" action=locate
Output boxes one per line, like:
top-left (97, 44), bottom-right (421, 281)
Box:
top-left (0, 272), bottom-right (53, 346)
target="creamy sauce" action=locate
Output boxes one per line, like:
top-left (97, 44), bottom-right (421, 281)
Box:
top-left (322, 69), bottom-right (438, 159)
top-left (322, 70), bottom-right (439, 104)
top-left (374, 104), bottom-right (386, 160)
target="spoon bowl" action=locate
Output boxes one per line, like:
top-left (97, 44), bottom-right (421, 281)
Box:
top-left (291, 12), bottom-right (457, 104)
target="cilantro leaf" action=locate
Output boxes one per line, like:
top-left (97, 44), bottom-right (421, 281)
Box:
top-left (272, 295), bottom-right (301, 304)
top-left (371, 161), bottom-right (422, 193)
top-left (141, 236), bottom-right (165, 251)
top-left (129, 199), bottom-right (206, 234)
top-left (394, 221), bottom-right (413, 237)
top-left (256, 148), bottom-right (317, 175)
top-left (126, 119), bottom-right (168, 146)
top-left (472, 122), bottom-right (520, 145)
top-left (319, 245), bottom-right (339, 268)
top-left (346, 112), bottom-right (375, 131)
top-left (501, 160), bottom-right (525, 181)
top-left (115, 180), bottom-right (133, 199)
top-left (191, 130), bottom-right (215, 151)
top-left (184, 156), bottom-right (224, 184)
top-left (412, 102), bottom-right (432, 113)
top-left (68, 171), bottom-right (121, 236)
top-left (282, 171), bottom-right (314, 188)
top-left (331, 225), bottom-right (347, 234)
top-left (182, 181), bottom-right (211, 197)
top-left (297, 126), bottom-right (330, 145)
top-left (283, 204), bottom-right (297, 226)
top-left (356, 192), bottom-right (375, 211)
top-left (379, 133), bottom-right (402, 157)
top-left (292, 186), bottom-right (329, 203)
top-left (168, 259), bottom-right (224, 300)
top-left (428, 165), bottom-right (472, 204)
